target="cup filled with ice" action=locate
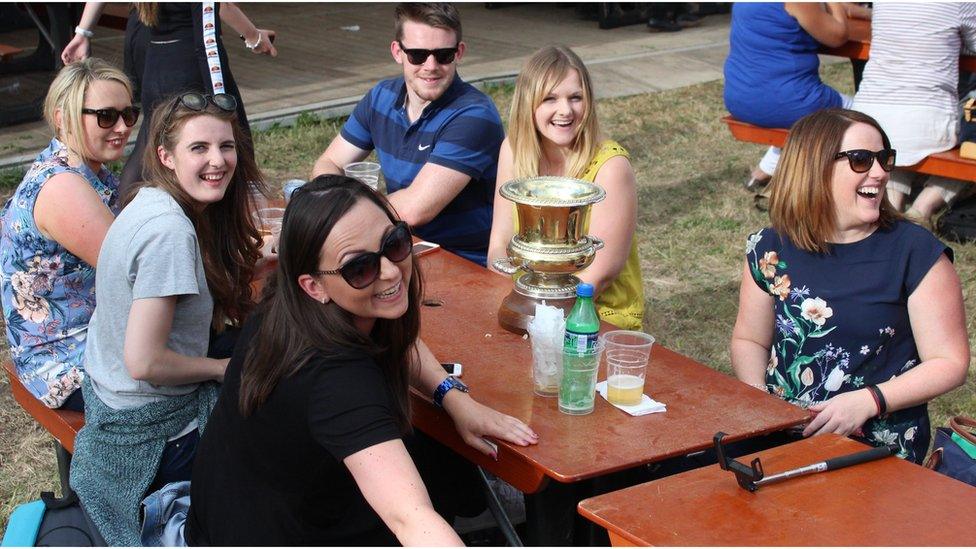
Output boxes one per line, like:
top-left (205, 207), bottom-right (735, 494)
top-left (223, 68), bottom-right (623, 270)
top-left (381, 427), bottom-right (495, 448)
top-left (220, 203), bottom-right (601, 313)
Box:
top-left (526, 303), bottom-right (565, 397)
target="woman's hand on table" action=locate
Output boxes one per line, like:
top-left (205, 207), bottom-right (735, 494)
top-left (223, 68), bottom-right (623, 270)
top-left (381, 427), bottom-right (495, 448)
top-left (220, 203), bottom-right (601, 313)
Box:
top-left (442, 393), bottom-right (539, 459)
top-left (802, 388), bottom-right (876, 437)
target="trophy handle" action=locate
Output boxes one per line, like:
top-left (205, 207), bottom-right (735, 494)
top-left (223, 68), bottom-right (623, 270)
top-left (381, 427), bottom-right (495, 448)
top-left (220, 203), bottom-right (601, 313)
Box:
top-left (492, 257), bottom-right (520, 275)
top-left (589, 236), bottom-right (605, 251)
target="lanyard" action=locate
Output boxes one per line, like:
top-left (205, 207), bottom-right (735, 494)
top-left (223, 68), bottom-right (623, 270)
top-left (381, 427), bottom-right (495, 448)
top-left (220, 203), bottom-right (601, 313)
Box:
top-left (201, 2), bottom-right (224, 95)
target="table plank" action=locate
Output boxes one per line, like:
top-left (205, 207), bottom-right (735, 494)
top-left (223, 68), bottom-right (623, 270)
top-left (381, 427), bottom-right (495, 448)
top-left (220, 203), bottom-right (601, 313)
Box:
top-left (579, 434), bottom-right (976, 546)
top-left (411, 248), bottom-right (810, 493)
top-left (822, 17), bottom-right (976, 72)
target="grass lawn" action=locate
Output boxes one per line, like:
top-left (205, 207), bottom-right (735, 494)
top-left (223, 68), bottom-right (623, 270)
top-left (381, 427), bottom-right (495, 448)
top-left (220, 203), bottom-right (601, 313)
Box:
top-left (1, 62), bottom-right (974, 531)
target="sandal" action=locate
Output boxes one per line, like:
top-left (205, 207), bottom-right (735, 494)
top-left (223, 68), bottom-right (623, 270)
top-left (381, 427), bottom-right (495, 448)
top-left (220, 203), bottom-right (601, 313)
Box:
top-left (744, 167), bottom-right (771, 191)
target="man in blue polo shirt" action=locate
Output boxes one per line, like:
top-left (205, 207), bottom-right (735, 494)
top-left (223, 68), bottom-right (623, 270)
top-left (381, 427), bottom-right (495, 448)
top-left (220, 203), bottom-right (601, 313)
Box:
top-left (312, 3), bottom-right (504, 266)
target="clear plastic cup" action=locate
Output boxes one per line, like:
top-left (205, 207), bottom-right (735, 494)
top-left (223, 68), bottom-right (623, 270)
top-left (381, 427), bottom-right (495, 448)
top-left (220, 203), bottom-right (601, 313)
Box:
top-left (531, 335), bottom-right (563, 397)
top-left (601, 331), bottom-right (655, 406)
top-left (559, 341), bottom-right (605, 415)
top-left (251, 207), bottom-right (285, 254)
top-left (344, 161), bottom-right (382, 191)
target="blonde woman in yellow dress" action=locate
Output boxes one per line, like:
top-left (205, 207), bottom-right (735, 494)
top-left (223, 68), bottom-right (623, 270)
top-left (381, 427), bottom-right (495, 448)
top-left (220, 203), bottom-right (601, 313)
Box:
top-left (487, 45), bottom-right (644, 330)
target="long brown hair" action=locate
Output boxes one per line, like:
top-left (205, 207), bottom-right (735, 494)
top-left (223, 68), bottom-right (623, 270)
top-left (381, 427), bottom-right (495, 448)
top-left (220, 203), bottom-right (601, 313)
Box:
top-left (509, 45), bottom-right (600, 179)
top-left (131, 93), bottom-right (265, 330)
top-left (238, 175), bottom-right (420, 431)
top-left (769, 108), bottom-right (900, 253)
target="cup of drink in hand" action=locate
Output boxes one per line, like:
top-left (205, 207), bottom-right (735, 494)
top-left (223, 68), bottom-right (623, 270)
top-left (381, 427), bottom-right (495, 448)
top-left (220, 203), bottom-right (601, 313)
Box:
top-left (344, 161), bottom-right (382, 191)
top-left (601, 331), bottom-right (655, 406)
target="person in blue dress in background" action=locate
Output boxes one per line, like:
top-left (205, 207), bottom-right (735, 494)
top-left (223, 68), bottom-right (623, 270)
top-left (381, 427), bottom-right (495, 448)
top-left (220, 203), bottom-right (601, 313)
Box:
top-left (730, 108), bottom-right (970, 463)
top-left (723, 2), bottom-right (863, 190)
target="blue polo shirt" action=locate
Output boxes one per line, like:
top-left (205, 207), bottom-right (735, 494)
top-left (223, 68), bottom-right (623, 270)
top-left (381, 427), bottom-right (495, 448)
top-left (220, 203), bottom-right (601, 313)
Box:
top-left (340, 75), bottom-right (504, 266)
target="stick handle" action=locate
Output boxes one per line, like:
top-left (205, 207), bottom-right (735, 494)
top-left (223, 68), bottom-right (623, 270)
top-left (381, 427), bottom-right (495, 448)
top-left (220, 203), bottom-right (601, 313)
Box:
top-left (823, 444), bottom-right (896, 471)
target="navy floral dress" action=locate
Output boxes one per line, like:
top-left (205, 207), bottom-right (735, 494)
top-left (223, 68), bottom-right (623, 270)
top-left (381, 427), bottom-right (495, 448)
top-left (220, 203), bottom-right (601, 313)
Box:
top-left (0, 139), bottom-right (119, 407)
top-left (746, 221), bottom-right (951, 463)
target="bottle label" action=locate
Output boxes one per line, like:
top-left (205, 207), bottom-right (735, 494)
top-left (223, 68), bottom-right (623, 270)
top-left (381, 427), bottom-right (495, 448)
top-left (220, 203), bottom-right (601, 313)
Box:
top-left (565, 330), bottom-right (599, 354)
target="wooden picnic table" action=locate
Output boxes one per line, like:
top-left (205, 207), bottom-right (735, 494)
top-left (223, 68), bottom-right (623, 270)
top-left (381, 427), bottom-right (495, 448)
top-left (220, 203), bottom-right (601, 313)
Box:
top-left (821, 16), bottom-right (976, 72)
top-left (578, 433), bottom-right (976, 546)
top-left (409, 246), bottom-right (810, 544)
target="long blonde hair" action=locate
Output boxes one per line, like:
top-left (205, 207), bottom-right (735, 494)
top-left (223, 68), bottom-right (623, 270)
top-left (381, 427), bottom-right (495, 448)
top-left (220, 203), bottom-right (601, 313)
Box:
top-left (43, 57), bottom-right (132, 161)
top-left (769, 108), bottom-right (900, 253)
top-left (509, 46), bottom-right (600, 179)
top-left (136, 3), bottom-right (158, 27)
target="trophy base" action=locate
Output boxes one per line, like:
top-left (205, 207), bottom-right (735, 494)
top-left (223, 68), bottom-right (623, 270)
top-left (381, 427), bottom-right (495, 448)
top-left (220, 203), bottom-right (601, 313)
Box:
top-left (498, 289), bottom-right (577, 336)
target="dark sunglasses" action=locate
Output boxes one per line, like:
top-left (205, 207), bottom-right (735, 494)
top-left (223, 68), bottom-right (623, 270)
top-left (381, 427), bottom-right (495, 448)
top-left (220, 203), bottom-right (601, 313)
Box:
top-left (81, 106), bottom-right (140, 129)
top-left (834, 148), bottom-right (896, 173)
top-left (173, 92), bottom-right (238, 113)
top-left (163, 92), bottom-right (238, 125)
top-left (313, 221), bottom-right (412, 289)
top-left (397, 41), bottom-right (459, 65)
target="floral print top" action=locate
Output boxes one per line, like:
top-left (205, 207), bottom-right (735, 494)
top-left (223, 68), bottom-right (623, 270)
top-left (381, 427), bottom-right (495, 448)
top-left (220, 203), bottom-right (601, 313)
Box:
top-left (746, 222), bottom-right (951, 463)
top-left (0, 139), bottom-right (119, 407)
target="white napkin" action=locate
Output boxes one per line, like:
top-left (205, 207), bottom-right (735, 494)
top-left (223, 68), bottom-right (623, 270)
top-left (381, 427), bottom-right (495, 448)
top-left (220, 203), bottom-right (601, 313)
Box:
top-left (595, 381), bottom-right (667, 416)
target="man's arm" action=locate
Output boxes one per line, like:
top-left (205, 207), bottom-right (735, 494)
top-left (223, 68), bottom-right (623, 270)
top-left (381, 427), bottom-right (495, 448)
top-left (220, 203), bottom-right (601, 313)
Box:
top-left (386, 163), bottom-right (471, 227)
top-left (311, 134), bottom-right (371, 178)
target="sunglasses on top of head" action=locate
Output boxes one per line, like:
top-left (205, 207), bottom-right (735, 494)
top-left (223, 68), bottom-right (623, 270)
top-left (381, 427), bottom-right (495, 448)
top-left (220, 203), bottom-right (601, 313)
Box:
top-left (834, 148), bottom-right (896, 173)
top-left (312, 221), bottom-right (412, 289)
top-left (81, 106), bottom-right (140, 129)
top-left (397, 41), bottom-right (459, 65)
top-left (163, 92), bottom-right (238, 124)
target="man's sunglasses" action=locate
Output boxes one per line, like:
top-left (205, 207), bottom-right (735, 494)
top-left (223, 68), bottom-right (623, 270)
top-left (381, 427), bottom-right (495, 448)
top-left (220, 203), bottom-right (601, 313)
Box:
top-left (81, 106), bottom-right (140, 129)
top-left (397, 41), bottom-right (459, 65)
top-left (834, 149), bottom-right (896, 173)
top-left (313, 221), bottom-right (412, 289)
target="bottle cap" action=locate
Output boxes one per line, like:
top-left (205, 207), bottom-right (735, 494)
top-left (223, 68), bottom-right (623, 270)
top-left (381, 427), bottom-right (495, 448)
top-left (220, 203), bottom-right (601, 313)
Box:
top-left (576, 282), bottom-right (594, 297)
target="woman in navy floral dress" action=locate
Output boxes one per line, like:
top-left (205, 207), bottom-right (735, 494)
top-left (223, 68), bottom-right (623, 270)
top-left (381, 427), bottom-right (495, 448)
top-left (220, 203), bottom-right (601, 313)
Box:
top-left (0, 58), bottom-right (136, 410)
top-left (731, 108), bottom-right (970, 463)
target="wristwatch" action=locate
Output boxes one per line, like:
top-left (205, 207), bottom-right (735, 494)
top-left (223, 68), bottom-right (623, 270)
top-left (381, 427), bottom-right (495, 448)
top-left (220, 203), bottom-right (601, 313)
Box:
top-left (433, 376), bottom-right (469, 408)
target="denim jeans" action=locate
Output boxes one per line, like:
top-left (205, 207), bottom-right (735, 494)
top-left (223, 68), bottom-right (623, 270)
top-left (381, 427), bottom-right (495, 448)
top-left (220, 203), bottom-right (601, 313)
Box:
top-left (141, 481), bottom-right (190, 547)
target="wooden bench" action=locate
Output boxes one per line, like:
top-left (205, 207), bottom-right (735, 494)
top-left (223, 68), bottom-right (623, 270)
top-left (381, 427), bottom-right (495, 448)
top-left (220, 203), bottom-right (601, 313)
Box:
top-left (723, 115), bottom-right (976, 181)
top-left (0, 43), bottom-right (24, 62)
top-left (4, 361), bottom-right (83, 498)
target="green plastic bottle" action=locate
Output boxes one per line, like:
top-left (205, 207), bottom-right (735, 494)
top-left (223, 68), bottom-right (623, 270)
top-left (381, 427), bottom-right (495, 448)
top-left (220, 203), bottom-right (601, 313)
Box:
top-left (564, 283), bottom-right (600, 354)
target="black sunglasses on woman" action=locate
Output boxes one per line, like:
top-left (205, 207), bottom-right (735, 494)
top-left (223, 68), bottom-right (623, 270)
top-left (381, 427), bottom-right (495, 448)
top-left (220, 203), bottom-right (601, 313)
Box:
top-left (312, 221), bottom-right (413, 289)
top-left (835, 148), bottom-right (897, 173)
top-left (81, 106), bottom-right (141, 129)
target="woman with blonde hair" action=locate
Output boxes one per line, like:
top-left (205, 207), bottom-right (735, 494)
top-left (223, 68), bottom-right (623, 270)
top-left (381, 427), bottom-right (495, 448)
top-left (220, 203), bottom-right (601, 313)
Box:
top-left (487, 45), bottom-right (644, 330)
top-left (69, 91), bottom-right (265, 545)
top-left (0, 57), bottom-right (137, 410)
top-left (730, 108), bottom-right (970, 463)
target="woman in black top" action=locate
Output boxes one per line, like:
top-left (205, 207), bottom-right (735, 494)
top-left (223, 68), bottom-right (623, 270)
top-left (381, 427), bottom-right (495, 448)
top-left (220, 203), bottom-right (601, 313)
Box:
top-left (185, 175), bottom-right (539, 546)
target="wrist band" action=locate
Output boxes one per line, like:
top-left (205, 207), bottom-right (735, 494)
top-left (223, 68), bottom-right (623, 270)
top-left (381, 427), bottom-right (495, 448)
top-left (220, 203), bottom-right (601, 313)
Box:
top-left (74, 26), bottom-right (94, 38)
top-left (866, 385), bottom-right (887, 416)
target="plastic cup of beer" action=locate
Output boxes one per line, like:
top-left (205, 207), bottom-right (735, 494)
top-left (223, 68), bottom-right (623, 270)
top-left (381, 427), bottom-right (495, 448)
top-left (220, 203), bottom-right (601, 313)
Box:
top-left (601, 331), bottom-right (655, 406)
top-left (344, 161), bottom-right (382, 191)
top-left (558, 341), bottom-right (604, 415)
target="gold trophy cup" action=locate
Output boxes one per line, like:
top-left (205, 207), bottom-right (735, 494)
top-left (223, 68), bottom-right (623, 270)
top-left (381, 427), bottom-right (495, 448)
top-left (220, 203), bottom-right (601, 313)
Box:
top-left (492, 176), bottom-right (605, 334)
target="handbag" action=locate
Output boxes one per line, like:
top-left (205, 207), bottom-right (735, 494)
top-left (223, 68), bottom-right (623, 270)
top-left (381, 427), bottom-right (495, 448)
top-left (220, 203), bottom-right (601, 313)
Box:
top-left (924, 415), bottom-right (976, 487)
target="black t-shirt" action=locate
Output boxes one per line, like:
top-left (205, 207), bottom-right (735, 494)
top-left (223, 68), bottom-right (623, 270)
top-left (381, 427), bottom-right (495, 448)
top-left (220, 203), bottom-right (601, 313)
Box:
top-left (185, 315), bottom-right (404, 546)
